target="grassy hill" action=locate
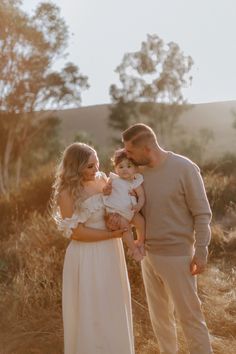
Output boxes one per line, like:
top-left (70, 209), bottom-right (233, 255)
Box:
top-left (56, 100), bottom-right (236, 160)
top-left (1, 102), bottom-right (235, 353)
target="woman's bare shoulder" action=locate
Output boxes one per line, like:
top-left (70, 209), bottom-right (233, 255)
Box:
top-left (96, 171), bottom-right (108, 188)
top-left (58, 189), bottom-right (74, 218)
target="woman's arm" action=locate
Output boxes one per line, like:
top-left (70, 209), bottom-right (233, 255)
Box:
top-left (71, 224), bottom-right (125, 242)
top-left (58, 189), bottom-right (126, 242)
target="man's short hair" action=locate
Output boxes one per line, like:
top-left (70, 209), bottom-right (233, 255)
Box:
top-left (122, 123), bottom-right (157, 146)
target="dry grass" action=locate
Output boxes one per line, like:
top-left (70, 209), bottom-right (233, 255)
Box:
top-left (0, 211), bottom-right (235, 353)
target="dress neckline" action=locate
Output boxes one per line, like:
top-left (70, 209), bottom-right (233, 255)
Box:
top-left (81, 192), bottom-right (103, 205)
top-left (81, 171), bottom-right (106, 204)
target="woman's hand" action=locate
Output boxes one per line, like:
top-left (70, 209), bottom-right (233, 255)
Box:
top-left (110, 228), bottom-right (128, 239)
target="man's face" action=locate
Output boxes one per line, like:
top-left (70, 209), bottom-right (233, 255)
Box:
top-left (124, 140), bottom-right (150, 166)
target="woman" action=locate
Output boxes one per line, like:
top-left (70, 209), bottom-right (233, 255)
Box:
top-left (52, 142), bottom-right (135, 354)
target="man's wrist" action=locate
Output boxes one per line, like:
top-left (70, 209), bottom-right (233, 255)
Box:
top-left (194, 246), bottom-right (208, 262)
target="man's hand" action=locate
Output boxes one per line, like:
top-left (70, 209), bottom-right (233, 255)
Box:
top-left (129, 189), bottom-right (137, 198)
top-left (190, 256), bottom-right (207, 275)
top-left (131, 204), bottom-right (142, 214)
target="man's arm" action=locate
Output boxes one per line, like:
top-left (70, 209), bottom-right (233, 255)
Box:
top-left (183, 164), bottom-right (212, 274)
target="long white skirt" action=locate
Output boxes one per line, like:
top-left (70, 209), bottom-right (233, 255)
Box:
top-left (62, 238), bottom-right (135, 354)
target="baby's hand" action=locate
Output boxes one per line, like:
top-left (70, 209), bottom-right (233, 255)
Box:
top-left (103, 179), bottom-right (112, 195)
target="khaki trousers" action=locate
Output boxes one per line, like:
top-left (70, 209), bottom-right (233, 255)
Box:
top-left (141, 253), bottom-right (213, 354)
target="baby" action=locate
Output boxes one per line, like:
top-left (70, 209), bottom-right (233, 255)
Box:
top-left (103, 149), bottom-right (145, 261)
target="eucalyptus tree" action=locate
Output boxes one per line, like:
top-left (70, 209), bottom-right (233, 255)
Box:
top-left (109, 34), bottom-right (193, 144)
top-left (0, 0), bottom-right (89, 195)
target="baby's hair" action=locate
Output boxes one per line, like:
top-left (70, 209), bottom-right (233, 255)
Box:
top-left (111, 148), bottom-right (132, 166)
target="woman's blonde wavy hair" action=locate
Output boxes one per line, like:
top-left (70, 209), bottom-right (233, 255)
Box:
top-left (51, 142), bottom-right (97, 215)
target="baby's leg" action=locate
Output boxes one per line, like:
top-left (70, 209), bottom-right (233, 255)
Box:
top-left (132, 213), bottom-right (146, 256)
top-left (120, 216), bottom-right (143, 262)
top-left (132, 212), bottom-right (145, 244)
top-left (104, 212), bottom-right (121, 231)
top-left (119, 216), bottom-right (134, 249)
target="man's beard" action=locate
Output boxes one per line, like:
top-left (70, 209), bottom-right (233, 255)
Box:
top-left (130, 157), bottom-right (150, 166)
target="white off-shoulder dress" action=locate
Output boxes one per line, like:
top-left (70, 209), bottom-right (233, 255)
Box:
top-left (56, 184), bottom-right (135, 354)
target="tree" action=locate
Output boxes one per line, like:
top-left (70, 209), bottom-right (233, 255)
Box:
top-left (109, 34), bottom-right (193, 145)
top-left (0, 0), bottom-right (89, 196)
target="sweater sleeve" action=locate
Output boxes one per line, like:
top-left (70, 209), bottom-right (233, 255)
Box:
top-left (183, 163), bottom-right (212, 261)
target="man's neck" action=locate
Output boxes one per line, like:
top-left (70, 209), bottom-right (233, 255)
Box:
top-left (148, 149), bottom-right (169, 168)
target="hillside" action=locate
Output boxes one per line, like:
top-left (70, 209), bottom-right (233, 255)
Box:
top-left (56, 100), bottom-right (236, 159)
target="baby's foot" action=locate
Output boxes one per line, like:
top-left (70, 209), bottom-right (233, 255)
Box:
top-left (128, 246), bottom-right (144, 262)
top-left (138, 243), bottom-right (146, 257)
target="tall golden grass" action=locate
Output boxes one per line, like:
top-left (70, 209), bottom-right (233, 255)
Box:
top-left (0, 164), bottom-right (235, 353)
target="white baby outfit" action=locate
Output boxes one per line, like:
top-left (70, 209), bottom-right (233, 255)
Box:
top-left (103, 172), bottom-right (144, 221)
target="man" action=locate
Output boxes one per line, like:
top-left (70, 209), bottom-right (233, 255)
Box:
top-left (122, 123), bottom-right (213, 354)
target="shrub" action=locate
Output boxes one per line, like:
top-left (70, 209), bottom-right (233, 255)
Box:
top-left (0, 164), bottom-right (54, 240)
top-left (204, 173), bottom-right (236, 219)
top-left (203, 152), bottom-right (236, 176)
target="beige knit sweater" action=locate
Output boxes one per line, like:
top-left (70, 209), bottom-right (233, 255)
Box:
top-left (141, 152), bottom-right (212, 261)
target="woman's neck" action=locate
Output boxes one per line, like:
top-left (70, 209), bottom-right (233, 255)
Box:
top-left (81, 178), bottom-right (104, 199)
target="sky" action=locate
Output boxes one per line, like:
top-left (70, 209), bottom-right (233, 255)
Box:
top-left (22, 0), bottom-right (236, 107)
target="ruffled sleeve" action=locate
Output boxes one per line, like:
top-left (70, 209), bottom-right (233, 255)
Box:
top-left (54, 213), bottom-right (80, 239)
top-left (96, 170), bottom-right (108, 182)
top-left (108, 172), bottom-right (119, 180)
top-left (54, 193), bottom-right (104, 238)
top-left (131, 173), bottom-right (144, 189)
top-left (54, 209), bottom-right (90, 239)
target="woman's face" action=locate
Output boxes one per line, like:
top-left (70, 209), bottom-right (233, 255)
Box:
top-left (81, 151), bottom-right (99, 182)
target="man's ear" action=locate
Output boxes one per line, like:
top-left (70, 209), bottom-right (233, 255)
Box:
top-left (144, 145), bottom-right (151, 153)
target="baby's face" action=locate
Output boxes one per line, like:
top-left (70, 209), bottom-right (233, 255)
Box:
top-left (115, 158), bottom-right (136, 180)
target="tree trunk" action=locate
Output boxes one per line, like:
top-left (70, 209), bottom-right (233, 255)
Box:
top-left (3, 129), bottom-right (14, 191)
top-left (15, 154), bottom-right (22, 189)
top-left (0, 161), bottom-right (7, 196)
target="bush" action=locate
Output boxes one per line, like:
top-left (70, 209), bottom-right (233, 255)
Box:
top-left (0, 212), bottom-right (66, 353)
top-left (0, 164), bottom-right (54, 240)
top-left (203, 152), bottom-right (236, 176)
top-left (204, 172), bottom-right (236, 219)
